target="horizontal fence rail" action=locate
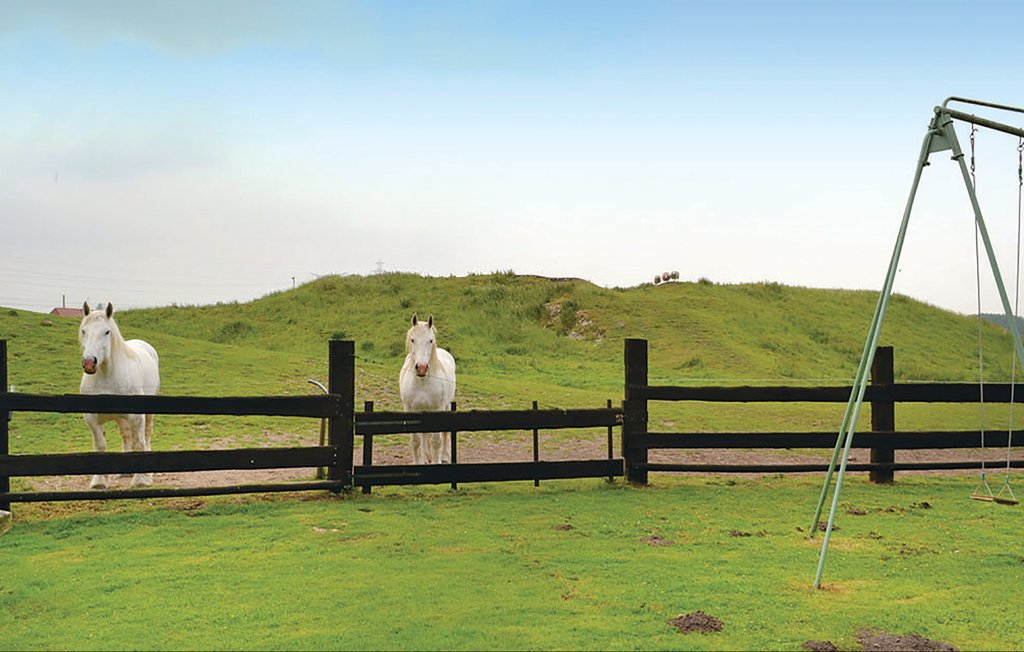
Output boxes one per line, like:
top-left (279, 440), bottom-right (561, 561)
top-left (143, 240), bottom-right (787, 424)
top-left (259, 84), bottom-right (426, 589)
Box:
top-left (628, 431), bottom-right (1023, 450)
top-left (355, 460), bottom-right (622, 487)
top-left (3, 481), bottom-right (344, 503)
top-left (355, 407), bottom-right (621, 435)
top-left (634, 383), bottom-right (1024, 403)
top-left (1, 447), bottom-right (337, 477)
top-left (641, 460), bottom-right (1024, 474)
top-left (0, 393), bottom-right (342, 417)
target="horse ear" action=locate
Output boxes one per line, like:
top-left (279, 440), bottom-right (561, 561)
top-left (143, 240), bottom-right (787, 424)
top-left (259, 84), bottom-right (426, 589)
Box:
top-left (105, 302), bottom-right (114, 318)
top-left (83, 302), bottom-right (90, 316)
top-left (411, 313), bottom-right (418, 326)
top-left (427, 314), bottom-right (434, 329)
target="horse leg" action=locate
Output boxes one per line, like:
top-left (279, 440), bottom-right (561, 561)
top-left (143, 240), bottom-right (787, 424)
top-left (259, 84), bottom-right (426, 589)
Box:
top-left (115, 419), bottom-right (134, 478)
top-left (423, 432), bottom-right (436, 464)
top-left (127, 414), bottom-right (153, 487)
top-left (411, 433), bottom-right (427, 465)
top-left (440, 431), bottom-right (451, 464)
top-left (85, 414), bottom-right (109, 489)
top-left (425, 432), bottom-right (444, 464)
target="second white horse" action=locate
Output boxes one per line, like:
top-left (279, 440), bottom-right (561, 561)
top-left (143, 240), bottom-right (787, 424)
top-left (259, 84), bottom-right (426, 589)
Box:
top-left (399, 313), bottom-right (456, 464)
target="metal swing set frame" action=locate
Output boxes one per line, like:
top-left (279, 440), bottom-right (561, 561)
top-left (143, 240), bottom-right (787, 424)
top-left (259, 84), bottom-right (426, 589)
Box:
top-left (810, 97), bottom-right (1024, 589)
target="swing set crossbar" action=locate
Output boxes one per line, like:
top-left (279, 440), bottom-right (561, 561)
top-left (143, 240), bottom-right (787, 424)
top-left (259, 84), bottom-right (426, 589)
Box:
top-left (943, 96), bottom-right (1024, 138)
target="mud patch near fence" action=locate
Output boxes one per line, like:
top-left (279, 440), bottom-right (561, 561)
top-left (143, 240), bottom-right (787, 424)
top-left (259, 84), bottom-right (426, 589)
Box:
top-left (668, 610), bottom-right (723, 634)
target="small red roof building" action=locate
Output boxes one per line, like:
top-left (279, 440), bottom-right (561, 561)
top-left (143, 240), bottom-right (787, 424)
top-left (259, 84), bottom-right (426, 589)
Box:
top-left (49, 307), bottom-right (84, 318)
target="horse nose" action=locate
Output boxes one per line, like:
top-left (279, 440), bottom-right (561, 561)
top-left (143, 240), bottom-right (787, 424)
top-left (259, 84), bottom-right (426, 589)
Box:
top-left (82, 357), bottom-right (97, 375)
top-left (415, 362), bottom-right (429, 376)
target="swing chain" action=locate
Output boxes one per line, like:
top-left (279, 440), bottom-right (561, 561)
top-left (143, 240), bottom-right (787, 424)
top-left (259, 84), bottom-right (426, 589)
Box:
top-left (1018, 137), bottom-right (1022, 188)
top-left (1003, 134), bottom-right (1024, 503)
top-left (970, 124), bottom-right (978, 184)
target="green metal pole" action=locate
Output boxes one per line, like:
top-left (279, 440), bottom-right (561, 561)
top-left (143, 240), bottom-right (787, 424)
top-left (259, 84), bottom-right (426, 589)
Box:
top-left (812, 120), bottom-right (945, 589)
top-left (810, 124), bottom-right (940, 537)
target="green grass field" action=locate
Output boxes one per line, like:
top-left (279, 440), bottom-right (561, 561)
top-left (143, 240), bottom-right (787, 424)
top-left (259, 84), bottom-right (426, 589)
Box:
top-left (3, 273), bottom-right (1024, 649)
top-left (2, 477), bottom-right (1023, 650)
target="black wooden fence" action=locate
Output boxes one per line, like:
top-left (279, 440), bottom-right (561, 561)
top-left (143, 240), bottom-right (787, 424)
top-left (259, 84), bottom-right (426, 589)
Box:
top-left (0, 340), bottom-right (355, 511)
top-left (621, 338), bottom-right (1024, 484)
top-left (0, 340), bottom-right (621, 510)
top-left (354, 403), bottom-right (620, 491)
top-left (3, 336), bottom-right (1022, 511)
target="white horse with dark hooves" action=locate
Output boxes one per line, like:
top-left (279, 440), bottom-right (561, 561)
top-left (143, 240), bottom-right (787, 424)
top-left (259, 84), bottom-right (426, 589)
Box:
top-left (399, 313), bottom-right (456, 464)
top-left (79, 302), bottom-right (160, 489)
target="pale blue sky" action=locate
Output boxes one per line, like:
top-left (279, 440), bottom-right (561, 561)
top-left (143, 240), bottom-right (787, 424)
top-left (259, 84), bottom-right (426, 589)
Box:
top-left (2, 0), bottom-right (1024, 314)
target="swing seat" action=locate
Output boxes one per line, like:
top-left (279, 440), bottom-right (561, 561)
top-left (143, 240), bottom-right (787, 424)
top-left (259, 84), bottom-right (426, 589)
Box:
top-left (993, 495), bottom-right (1019, 506)
top-left (970, 492), bottom-right (996, 502)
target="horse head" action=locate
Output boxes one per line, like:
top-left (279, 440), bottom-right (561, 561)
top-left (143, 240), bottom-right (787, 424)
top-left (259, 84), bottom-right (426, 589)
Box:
top-left (80, 302), bottom-right (116, 375)
top-left (406, 313), bottom-right (436, 377)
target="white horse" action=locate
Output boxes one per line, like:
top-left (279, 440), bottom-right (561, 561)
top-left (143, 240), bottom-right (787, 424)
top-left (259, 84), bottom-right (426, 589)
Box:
top-left (79, 302), bottom-right (160, 489)
top-left (399, 313), bottom-right (456, 464)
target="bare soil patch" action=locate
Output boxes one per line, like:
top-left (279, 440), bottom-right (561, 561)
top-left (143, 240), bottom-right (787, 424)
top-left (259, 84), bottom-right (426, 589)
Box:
top-left (668, 610), bottom-right (724, 634)
top-left (641, 534), bottom-right (673, 546)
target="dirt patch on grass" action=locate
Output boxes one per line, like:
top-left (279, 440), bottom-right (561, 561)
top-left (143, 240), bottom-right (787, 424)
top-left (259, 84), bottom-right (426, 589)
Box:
top-left (641, 534), bottom-right (673, 547)
top-left (164, 498), bottom-right (206, 512)
top-left (668, 610), bottom-right (723, 634)
top-left (856, 628), bottom-right (957, 651)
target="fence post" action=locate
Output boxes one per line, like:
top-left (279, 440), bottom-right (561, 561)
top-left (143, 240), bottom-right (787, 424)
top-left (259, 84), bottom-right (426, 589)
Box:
top-left (362, 401), bottom-right (373, 495)
top-left (450, 401), bottom-right (458, 492)
top-left (623, 338), bottom-right (649, 485)
top-left (328, 340), bottom-right (355, 491)
top-left (532, 400), bottom-right (540, 487)
top-left (1, 340), bottom-right (9, 513)
top-left (606, 398), bottom-right (615, 483)
top-left (870, 345), bottom-right (895, 484)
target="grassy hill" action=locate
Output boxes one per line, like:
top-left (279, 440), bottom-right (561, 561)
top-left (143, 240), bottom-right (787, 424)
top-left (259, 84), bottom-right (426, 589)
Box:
top-left (2, 273), bottom-right (1021, 455)
top-left (119, 272), bottom-right (1021, 384)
